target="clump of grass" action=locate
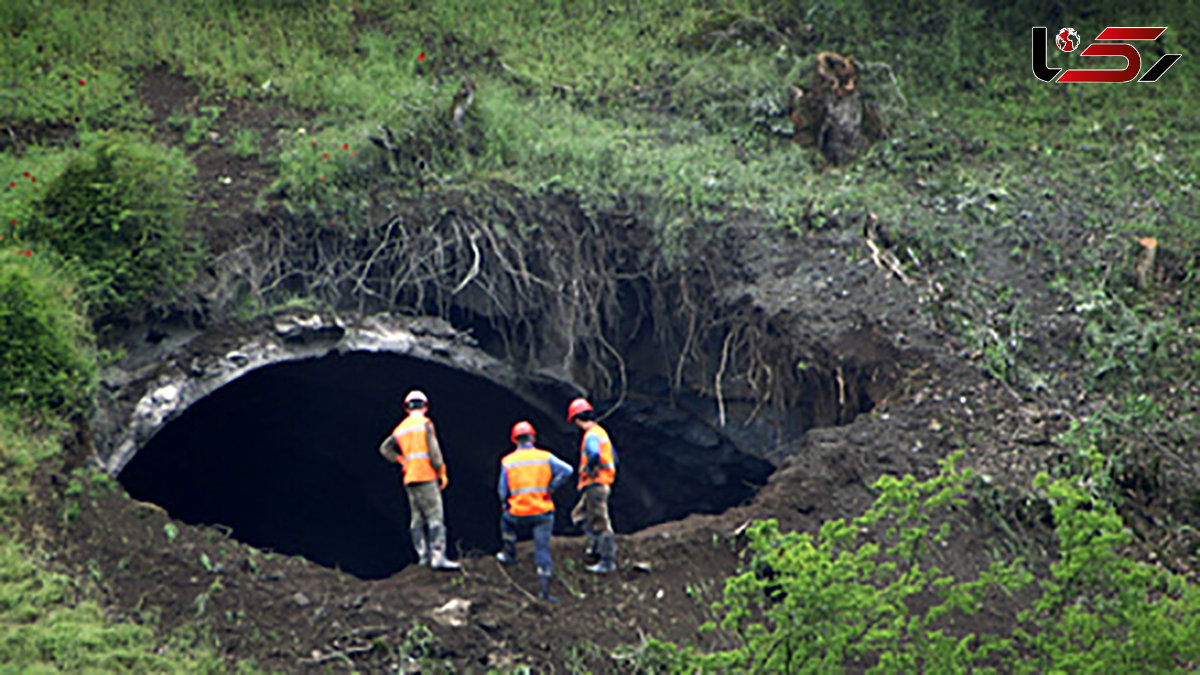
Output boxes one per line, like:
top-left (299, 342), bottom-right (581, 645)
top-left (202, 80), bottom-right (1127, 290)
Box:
top-left (0, 254), bottom-right (96, 415)
top-left (229, 129), bottom-right (262, 158)
top-left (27, 133), bottom-right (202, 324)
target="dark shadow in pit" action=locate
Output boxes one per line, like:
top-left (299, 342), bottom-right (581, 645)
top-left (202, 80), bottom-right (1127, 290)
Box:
top-left (119, 352), bottom-right (772, 579)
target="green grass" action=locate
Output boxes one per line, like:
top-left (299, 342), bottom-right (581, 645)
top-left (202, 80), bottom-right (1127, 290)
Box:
top-left (1, 0), bottom-right (1198, 669)
top-left (0, 539), bottom-right (227, 672)
top-left (0, 252), bottom-right (97, 415)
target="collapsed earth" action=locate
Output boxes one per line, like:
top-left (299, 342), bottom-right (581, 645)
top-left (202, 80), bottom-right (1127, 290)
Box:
top-left (2, 0), bottom-right (1198, 671)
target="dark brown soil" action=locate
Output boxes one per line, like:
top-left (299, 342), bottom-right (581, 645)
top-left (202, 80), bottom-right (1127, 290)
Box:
top-left (13, 67), bottom-right (1163, 672)
top-left (28, 380), bottom-right (1045, 672)
top-left (138, 66), bottom-right (289, 256)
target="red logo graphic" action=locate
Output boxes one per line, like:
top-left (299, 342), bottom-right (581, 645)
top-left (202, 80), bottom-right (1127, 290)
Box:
top-left (1032, 26), bottom-right (1182, 83)
top-left (1055, 28), bottom-right (1080, 52)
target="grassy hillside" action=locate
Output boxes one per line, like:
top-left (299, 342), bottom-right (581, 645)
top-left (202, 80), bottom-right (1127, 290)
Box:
top-left (2, 0), bottom-right (1198, 669)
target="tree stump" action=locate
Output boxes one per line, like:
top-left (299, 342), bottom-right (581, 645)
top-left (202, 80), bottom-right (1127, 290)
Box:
top-left (789, 52), bottom-right (886, 165)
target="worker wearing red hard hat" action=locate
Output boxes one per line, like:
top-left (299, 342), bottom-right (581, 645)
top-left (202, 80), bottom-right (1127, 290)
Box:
top-left (567, 397), bottom-right (618, 573)
top-left (497, 421), bottom-right (574, 602)
top-left (378, 390), bottom-right (460, 570)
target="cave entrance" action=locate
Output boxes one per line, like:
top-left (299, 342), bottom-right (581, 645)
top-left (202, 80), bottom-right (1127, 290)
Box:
top-left (118, 352), bottom-right (773, 579)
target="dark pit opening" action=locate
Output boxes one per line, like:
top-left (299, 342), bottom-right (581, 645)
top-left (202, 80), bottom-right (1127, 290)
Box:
top-left (119, 352), bottom-right (773, 579)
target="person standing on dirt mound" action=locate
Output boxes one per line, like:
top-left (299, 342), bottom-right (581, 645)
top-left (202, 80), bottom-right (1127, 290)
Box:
top-left (567, 398), bottom-right (618, 574)
top-left (496, 421), bottom-right (574, 602)
top-left (378, 390), bottom-right (461, 571)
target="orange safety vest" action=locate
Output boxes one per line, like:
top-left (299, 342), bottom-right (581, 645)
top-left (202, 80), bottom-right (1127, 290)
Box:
top-left (502, 448), bottom-right (556, 517)
top-left (393, 413), bottom-right (438, 484)
top-left (577, 424), bottom-right (616, 490)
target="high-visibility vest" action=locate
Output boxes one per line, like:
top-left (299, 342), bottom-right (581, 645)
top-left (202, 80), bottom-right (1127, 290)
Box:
top-left (502, 448), bottom-right (556, 517)
top-left (393, 414), bottom-right (438, 484)
top-left (578, 424), bottom-right (616, 490)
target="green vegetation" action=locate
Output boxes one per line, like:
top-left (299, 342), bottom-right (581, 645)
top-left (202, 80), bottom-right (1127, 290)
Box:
top-left (0, 254), bottom-right (96, 414)
top-left (0, 538), bottom-right (225, 671)
top-left (640, 453), bottom-right (1200, 671)
top-left (28, 135), bottom-right (201, 323)
top-left (0, 414), bottom-right (228, 671)
top-left (1, 0), bottom-right (1197, 669)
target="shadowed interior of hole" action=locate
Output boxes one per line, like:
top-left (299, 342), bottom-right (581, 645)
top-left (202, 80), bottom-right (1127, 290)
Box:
top-left (118, 352), bottom-right (772, 579)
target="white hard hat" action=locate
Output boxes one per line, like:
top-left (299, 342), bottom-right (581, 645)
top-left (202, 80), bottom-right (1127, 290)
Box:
top-left (404, 390), bottom-right (428, 405)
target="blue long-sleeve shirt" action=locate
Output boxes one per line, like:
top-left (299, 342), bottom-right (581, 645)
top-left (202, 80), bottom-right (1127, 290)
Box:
top-left (497, 444), bottom-right (574, 506)
top-left (583, 431), bottom-right (618, 472)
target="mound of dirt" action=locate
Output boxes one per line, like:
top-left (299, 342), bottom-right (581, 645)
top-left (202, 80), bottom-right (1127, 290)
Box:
top-left (14, 68), bottom-right (1088, 671)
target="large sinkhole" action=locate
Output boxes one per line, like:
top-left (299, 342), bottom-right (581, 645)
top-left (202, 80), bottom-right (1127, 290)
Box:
top-left (119, 352), bottom-right (774, 579)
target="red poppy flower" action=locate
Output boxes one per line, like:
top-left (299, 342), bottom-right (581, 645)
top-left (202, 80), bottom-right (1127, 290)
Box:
top-left (9, 219), bottom-right (15, 226)
top-left (21, 172), bottom-right (29, 178)
top-left (341, 143), bottom-right (349, 150)
top-left (322, 152), bottom-right (329, 159)
top-left (418, 51), bottom-right (426, 63)
top-left (7, 182), bottom-right (14, 188)
top-left (310, 139), bottom-right (318, 147)
top-left (24, 250), bottom-right (32, 257)
top-left (29, 177), bottom-right (35, 183)
top-left (78, 78), bottom-right (86, 86)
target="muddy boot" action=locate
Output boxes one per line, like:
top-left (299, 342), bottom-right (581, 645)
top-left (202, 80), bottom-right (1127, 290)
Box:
top-left (410, 526), bottom-right (430, 567)
top-left (495, 538), bottom-right (516, 566)
top-left (428, 524), bottom-right (461, 571)
top-left (537, 571), bottom-right (558, 604)
top-left (586, 534), bottom-right (616, 574)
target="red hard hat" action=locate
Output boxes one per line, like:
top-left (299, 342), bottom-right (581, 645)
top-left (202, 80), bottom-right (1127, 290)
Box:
top-left (511, 421), bottom-right (536, 444)
top-left (567, 397), bottom-right (593, 422)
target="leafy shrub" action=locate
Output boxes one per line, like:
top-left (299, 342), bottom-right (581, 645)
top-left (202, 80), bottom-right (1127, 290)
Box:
top-left (683, 454), bottom-right (1025, 672)
top-left (28, 135), bottom-right (201, 322)
top-left (645, 447), bottom-right (1200, 672)
top-left (0, 255), bottom-right (96, 414)
top-left (1017, 440), bottom-right (1200, 671)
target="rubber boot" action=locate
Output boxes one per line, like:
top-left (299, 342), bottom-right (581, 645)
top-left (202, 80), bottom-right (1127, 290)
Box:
top-left (411, 526), bottom-right (431, 567)
top-left (537, 572), bottom-right (558, 603)
top-left (428, 523), bottom-right (461, 570)
top-left (586, 533), bottom-right (617, 574)
top-left (496, 538), bottom-right (517, 566)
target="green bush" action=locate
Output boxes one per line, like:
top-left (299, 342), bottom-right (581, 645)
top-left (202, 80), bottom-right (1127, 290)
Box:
top-left (0, 255), bottom-right (97, 415)
top-left (28, 135), bottom-right (201, 322)
top-left (644, 447), bottom-right (1200, 672)
top-left (682, 454), bottom-right (1025, 672)
top-left (1017, 467), bottom-right (1200, 672)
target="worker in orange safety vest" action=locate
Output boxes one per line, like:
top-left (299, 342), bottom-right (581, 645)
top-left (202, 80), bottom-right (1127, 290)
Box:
top-left (567, 398), bottom-right (618, 574)
top-left (378, 390), bottom-right (460, 570)
top-left (497, 421), bottom-right (574, 602)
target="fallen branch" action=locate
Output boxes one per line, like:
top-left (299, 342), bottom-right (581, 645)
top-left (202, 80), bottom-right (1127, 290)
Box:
top-left (299, 643), bottom-right (374, 665)
top-left (495, 559), bottom-right (541, 604)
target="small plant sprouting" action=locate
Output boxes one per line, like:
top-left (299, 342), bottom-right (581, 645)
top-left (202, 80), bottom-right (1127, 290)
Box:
top-left (163, 523), bottom-right (179, 543)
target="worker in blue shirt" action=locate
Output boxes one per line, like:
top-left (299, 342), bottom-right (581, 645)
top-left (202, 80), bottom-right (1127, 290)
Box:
top-left (497, 421), bottom-right (574, 602)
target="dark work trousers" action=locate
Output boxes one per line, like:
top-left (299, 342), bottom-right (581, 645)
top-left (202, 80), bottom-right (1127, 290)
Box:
top-left (500, 511), bottom-right (554, 576)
